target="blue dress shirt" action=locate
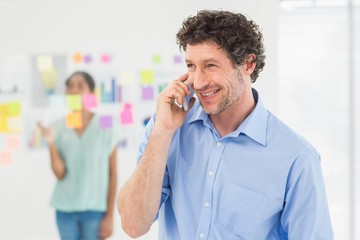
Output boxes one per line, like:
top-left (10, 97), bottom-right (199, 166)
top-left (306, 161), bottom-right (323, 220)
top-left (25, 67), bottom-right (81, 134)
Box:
top-left (137, 89), bottom-right (333, 240)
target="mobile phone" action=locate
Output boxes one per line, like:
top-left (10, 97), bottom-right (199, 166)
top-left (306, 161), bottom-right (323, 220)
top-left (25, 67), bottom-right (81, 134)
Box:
top-left (182, 81), bottom-right (195, 111)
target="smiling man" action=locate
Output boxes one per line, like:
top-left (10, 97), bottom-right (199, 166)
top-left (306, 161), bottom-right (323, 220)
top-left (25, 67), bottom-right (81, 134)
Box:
top-left (118, 10), bottom-right (333, 240)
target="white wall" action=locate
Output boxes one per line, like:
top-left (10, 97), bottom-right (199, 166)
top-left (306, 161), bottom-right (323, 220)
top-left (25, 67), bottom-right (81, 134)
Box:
top-left (0, 1), bottom-right (278, 239)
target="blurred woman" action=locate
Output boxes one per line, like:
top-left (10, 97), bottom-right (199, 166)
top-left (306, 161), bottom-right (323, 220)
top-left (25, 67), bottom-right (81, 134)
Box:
top-left (40, 71), bottom-right (119, 240)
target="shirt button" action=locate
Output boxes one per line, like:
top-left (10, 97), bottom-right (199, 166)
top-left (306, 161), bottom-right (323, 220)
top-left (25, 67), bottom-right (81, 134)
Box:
top-left (208, 171), bottom-right (214, 176)
top-left (204, 202), bottom-right (210, 208)
top-left (199, 233), bottom-right (205, 239)
top-left (217, 142), bottom-right (221, 147)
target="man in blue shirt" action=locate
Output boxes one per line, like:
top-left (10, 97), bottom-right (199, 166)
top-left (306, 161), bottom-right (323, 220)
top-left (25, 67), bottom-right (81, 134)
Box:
top-left (118, 10), bottom-right (333, 239)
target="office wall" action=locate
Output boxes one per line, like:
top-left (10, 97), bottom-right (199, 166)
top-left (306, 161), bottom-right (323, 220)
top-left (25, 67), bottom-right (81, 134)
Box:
top-left (0, 1), bottom-right (278, 239)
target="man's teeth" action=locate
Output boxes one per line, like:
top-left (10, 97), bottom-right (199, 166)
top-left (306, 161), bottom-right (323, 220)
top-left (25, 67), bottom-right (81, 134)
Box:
top-left (202, 90), bottom-right (218, 97)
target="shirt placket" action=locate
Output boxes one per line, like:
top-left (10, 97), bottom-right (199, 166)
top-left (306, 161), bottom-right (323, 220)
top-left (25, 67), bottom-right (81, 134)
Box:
top-left (195, 137), bottom-right (227, 240)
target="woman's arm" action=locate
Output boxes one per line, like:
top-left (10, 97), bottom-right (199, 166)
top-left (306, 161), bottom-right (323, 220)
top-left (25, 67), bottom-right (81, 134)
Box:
top-left (39, 123), bottom-right (66, 179)
top-left (99, 148), bottom-right (117, 239)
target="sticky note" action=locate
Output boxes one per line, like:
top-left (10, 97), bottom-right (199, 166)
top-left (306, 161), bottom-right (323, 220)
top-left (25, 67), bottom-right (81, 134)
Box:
top-left (174, 54), bottom-right (182, 64)
top-left (40, 69), bottom-right (58, 88)
top-left (152, 54), bottom-right (162, 64)
top-left (49, 94), bottom-right (65, 108)
top-left (140, 70), bottom-right (154, 85)
top-left (158, 83), bottom-right (168, 93)
top-left (36, 55), bottom-right (53, 71)
top-left (6, 135), bottom-right (21, 149)
top-left (101, 54), bottom-right (111, 64)
top-left (0, 104), bottom-right (8, 116)
top-left (142, 86), bottom-right (154, 100)
top-left (0, 117), bottom-right (8, 133)
top-left (7, 117), bottom-right (21, 132)
top-left (120, 71), bottom-right (135, 85)
top-left (120, 103), bottom-right (134, 125)
top-left (100, 115), bottom-right (113, 129)
top-left (66, 112), bottom-right (82, 128)
top-left (7, 101), bottom-right (21, 117)
top-left (0, 151), bottom-right (12, 165)
top-left (73, 52), bottom-right (83, 63)
top-left (82, 94), bottom-right (97, 110)
top-left (66, 95), bottom-right (82, 111)
top-left (83, 54), bottom-right (92, 64)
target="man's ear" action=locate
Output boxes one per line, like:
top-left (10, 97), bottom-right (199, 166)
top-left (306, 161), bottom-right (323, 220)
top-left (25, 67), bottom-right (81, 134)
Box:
top-left (245, 53), bottom-right (257, 74)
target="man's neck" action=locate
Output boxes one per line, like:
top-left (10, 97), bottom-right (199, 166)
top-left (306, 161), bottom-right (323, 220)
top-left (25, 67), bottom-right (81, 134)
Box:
top-left (210, 90), bottom-right (255, 137)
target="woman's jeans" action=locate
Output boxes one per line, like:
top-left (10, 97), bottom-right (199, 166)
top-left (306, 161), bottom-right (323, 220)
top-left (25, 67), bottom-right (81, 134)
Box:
top-left (56, 210), bottom-right (105, 240)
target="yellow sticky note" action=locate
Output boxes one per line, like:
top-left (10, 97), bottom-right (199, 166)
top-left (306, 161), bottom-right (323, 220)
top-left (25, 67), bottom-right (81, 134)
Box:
top-left (119, 71), bottom-right (135, 85)
top-left (0, 104), bottom-right (8, 117)
top-left (0, 117), bottom-right (9, 133)
top-left (39, 69), bottom-right (58, 88)
top-left (36, 55), bottom-right (53, 71)
top-left (7, 102), bottom-right (21, 117)
top-left (66, 112), bottom-right (82, 128)
top-left (66, 95), bottom-right (82, 111)
top-left (140, 70), bottom-right (154, 85)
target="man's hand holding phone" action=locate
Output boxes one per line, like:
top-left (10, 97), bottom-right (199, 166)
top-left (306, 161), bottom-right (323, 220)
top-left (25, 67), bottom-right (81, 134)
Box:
top-left (174, 80), bottom-right (195, 111)
top-left (154, 73), bottom-right (195, 133)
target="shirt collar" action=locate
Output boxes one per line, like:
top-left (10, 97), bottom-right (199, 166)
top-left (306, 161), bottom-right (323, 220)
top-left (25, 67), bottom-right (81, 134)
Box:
top-left (187, 88), bottom-right (268, 146)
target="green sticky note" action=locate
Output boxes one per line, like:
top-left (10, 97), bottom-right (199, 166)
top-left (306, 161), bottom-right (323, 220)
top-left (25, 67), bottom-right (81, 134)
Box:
top-left (66, 95), bottom-right (82, 111)
top-left (140, 70), bottom-right (154, 85)
top-left (7, 102), bottom-right (21, 117)
top-left (152, 54), bottom-right (162, 64)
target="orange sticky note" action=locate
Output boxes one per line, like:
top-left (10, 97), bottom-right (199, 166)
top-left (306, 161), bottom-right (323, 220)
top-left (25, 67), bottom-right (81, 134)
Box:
top-left (66, 112), bottom-right (82, 128)
top-left (66, 95), bottom-right (82, 111)
top-left (0, 151), bottom-right (12, 165)
top-left (73, 52), bottom-right (83, 63)
top-left (140, 70), bottom-right (154, 85)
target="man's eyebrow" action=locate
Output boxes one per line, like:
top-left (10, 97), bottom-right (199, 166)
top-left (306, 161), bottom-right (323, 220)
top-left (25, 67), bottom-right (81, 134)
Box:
top-left (185, 58), bottom-right (220, 64)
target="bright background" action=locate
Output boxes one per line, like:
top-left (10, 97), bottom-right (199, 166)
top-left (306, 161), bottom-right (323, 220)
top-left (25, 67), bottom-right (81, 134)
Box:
top-left (0, 0), bottom-right (359, 239)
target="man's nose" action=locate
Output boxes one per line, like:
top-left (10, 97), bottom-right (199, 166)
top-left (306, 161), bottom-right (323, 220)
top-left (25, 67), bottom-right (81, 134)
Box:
top-left (191, 69), bottom-right (209, 90)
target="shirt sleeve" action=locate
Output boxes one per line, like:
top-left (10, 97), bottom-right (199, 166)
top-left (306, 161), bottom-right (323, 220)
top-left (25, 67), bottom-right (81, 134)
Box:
top-left (280, 149), bottom-right (333, 239)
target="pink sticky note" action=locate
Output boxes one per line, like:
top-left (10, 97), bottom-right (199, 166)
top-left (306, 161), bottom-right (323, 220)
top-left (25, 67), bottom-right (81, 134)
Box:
top-left (142, 86), bottom-right (154, 100)
top-left (82, 94), bottom-right (97, 110)
top-left (100, 115), bottom-right (113, 128)
top-left (0, 151), bottom-right (12, 165)
top-left (6, 135), bottom-right (21, 149)
top-left (120, 103), bottom-right (134, 125)
top-left (101, 54), bottom-right (111, 64)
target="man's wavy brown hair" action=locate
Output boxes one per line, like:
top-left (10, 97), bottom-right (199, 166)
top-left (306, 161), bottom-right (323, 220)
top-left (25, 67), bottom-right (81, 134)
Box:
top-left (176, 10), bottom-right (265, 82)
